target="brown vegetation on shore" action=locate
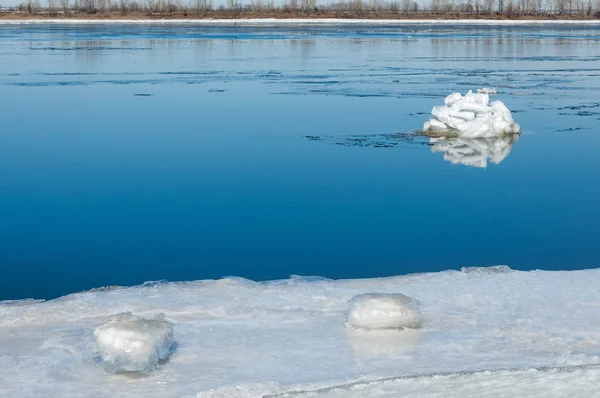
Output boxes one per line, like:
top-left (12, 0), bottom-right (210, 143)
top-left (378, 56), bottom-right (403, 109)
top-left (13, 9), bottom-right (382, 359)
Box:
top-left (1, 11), bottom-right (600, 20)
top-left (1, 0), bottom-right (599, 21)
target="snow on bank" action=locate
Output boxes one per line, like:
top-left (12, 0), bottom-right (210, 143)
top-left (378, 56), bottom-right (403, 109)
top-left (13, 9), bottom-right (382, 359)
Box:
top-left (347, 293), bottom-right (422, 330)
top-left (2, 267), bottom-right (600, 397)
top-left (94, 312), bottom-right (174, 373)
top-left (424, 90), bottom-right (520, 138)
top-left (2, 18), bottom-right (600, 25)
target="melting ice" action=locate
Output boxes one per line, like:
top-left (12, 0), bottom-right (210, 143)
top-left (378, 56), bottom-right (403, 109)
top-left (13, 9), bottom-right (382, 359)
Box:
top-left (424, 90), bottom-right (520, 138)
top-left (94, 312), bottom-right (174, 373)
top-left (347, 293), bottom-right (422, 330)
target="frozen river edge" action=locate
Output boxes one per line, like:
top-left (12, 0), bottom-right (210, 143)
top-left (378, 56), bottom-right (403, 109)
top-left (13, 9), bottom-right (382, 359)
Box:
top-left (2, 267), bottom-right (600, 397)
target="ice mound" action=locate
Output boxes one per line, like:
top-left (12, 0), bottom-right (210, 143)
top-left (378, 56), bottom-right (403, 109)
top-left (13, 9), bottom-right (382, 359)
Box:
top-left (94, 312), bottom-right (174, 373)
top-left (429, 134), bottom-right (520, 168)
top-left (347, 293), bottom-right (422, 330)
top-left (423, 90), bottom-right (520, 138)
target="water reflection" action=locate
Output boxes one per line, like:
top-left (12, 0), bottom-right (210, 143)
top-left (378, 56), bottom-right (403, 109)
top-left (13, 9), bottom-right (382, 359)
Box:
top-left (430, 135), bottom-right (520, 169)
top-left (305, 133), bottom-right (520, 169)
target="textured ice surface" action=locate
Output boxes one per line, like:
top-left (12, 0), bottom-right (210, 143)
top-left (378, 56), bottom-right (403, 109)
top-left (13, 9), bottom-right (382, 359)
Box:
top-left (429, 134), bottom-right (520, 168)
top-left (2, 268), bottom-right (600, 397)
top-left (347, 293), bottom-right (422, 330)
top-left (94, 312), bottom-right (174, 373)
top-left (424, 91), bottom-right (520, 138)
top-left (289, 365), bottom-right (600, 397)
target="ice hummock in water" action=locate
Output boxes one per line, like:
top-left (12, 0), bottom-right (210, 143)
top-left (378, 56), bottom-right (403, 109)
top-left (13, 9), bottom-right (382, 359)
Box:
top-left (347, 293), bottom-right (422, 330)
top-left (429, 134), bottom-right (520, 168)
top-left (424, 91), bottom-right (520, 138)
top-left (94, 312), bottom-right (174, 373)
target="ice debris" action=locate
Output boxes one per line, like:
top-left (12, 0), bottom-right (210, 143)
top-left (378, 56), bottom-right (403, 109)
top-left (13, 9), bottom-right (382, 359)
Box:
top-left (430, 134), bottom-right (520, 168)
top-left (347, 293), bottom-right (422, 330)
top-left (94, 312), bottom-right (174, 373)
top-left (424, 90), bottom-right (520, 138)
top-left (477, 87), bottom-right (497, 95)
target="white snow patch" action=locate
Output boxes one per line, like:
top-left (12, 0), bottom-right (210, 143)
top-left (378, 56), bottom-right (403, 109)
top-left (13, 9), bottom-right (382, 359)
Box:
top-left (347, 293), bottom-right (422, 330)
top-left (429, 134), bottom-right (520, 168)
top-left (94, 312), bottom-right (174, 373)
top-left (424, 90), bottom-right (520, 138)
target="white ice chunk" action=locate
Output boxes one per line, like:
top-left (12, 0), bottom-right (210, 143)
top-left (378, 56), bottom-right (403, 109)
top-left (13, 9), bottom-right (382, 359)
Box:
top-left (444, 92), bottom-right (463, 106)
top-left (424, 90), bottom-right (520, 138)
top-left (94, 312), bottom-right (174, 373)
top-left (347, 293), bottom-right (422, 330)
top-left (477, 87), bottom-right (498, 95)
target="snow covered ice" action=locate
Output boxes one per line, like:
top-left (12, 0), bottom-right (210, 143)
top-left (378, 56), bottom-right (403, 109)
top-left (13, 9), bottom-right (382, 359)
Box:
top-left (94, 312), bottom-right (174, 373)
top-left (423, 90), bottom-right (520, 138)
top-left (2, 268), bottom-right (600, 396)
top-left (429, 134), bottom-right (520, 168)
top-left (347, 293), bottom-right (422, 330)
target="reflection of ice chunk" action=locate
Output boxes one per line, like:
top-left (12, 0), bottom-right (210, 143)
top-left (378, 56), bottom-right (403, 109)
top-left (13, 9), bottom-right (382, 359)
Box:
top-left (424, 90), bottom-right (520, 138)
top-left (477, 87), bottom-right (497, 95)
top-left (347, 293), bottom-right (422, 330)
top-left (94, 312), bottom-right (174, 373)
top-left (347, 328), bottom-right (422, 358)
top-left (430, 134), bottom-right (520, 168)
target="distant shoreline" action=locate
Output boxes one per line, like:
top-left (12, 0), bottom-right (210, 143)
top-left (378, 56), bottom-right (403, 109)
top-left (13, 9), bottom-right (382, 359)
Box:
top-left (2, 10), bottom-right (600, 24)
top-left (2, 17), bottom-right (600, 25)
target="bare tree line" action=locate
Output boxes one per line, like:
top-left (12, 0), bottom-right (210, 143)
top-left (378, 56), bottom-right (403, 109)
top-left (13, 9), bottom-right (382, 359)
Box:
top-left (12, 0), bottom-right (600, 16)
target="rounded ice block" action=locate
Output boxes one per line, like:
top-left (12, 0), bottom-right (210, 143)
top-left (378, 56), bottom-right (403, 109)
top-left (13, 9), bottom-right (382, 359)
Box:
top-left (94, 312), bottom-right (174, 373)
top-left (347, 293), bottom-right (422, 330)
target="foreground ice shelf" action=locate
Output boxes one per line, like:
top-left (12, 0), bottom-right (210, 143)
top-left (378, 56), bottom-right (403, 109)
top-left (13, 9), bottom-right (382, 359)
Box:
top-left (2, 267), bottom-right (600, 397)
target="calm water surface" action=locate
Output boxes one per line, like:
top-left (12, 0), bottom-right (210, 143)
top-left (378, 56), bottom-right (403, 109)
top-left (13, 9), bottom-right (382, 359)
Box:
top-left (1, 24), bottom-right (600, 299)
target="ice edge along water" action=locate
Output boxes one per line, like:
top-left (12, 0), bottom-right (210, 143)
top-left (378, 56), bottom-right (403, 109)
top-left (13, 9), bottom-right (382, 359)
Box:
top-left (3, 266), bottom-right (600, 397)
top-left (2, 18), bottom-right (600, 25)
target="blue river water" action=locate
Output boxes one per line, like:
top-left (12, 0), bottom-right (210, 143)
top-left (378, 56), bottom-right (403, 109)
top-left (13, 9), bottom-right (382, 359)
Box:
top-left (1, 23), bottom-right (599, 300)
